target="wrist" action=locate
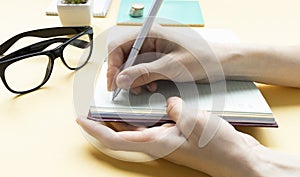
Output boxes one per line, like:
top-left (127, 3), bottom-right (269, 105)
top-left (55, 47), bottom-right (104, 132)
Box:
top-left (210, 43), bottom-right (247, 80)
top-left (249, 145), bottom-right (300, 177)
top-left (220, 138), bottom-right (264, 177)
top-left (211, 43), bottom-right (270, 81)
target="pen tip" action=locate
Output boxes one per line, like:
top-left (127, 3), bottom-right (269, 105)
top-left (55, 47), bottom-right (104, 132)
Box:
top-left (112, 88), bottom-right (121, 101)
top-left (112, 93), bottom-right (116, 101)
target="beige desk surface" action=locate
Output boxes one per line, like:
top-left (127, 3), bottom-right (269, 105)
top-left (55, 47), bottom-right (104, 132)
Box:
top-left (1, 1), bottom-right (300, 177)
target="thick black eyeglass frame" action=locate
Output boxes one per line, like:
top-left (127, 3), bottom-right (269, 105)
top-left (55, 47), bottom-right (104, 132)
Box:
top-left (0, 26), bottom-right (93, 94)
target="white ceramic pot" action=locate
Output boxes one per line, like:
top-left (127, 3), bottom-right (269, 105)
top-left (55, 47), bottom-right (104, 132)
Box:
top-left (57, 0), bottom-right (93, 26)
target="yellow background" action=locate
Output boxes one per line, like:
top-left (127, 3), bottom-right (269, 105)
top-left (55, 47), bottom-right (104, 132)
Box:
top-left (1, 0), bottom-right (300, 177)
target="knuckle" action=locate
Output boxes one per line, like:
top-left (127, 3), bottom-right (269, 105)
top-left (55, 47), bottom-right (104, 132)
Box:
top-left (140, 73), bottom-right (151, 84)
top-left (107, 40), bottom-right (120, 51)
top-left (167, 102), bottom-right (180, 116)
top-left (139, 65), bottom-right (151, 83)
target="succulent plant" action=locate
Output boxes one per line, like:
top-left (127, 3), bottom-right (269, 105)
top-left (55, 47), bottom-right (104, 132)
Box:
top-left (62, 0), bottom-right (88, 4)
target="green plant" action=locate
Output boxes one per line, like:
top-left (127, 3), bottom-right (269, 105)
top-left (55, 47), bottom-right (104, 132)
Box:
top-left (62, 0), bottom-right (88, 4)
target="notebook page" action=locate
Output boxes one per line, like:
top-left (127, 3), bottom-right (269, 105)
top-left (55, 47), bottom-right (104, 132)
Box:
top-left (92, 63), bottom-right (272, 115)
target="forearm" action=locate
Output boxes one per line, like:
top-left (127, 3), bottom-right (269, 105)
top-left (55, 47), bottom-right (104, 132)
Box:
top-left (215, 43), bottom-right (300, 88)
top-left (249, 145), bottom-right (300, 177)
top-left (214, 138), bottom-right (300, 177)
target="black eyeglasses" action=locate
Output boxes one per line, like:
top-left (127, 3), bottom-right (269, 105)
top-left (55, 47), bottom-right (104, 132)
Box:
top-left (0, 26), bottom-right (93, 94)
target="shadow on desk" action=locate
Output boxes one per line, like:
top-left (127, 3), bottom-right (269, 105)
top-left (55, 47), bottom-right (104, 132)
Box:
top-left (237, 84), bottom-right (300, 148)
top-left (258, 84), bottom-right (300, 107)
top-left (86, 145), bottom-right (210, 177)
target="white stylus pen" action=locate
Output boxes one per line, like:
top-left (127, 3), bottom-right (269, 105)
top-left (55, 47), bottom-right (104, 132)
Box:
top-left (112, 0), bottom-right (163, 101)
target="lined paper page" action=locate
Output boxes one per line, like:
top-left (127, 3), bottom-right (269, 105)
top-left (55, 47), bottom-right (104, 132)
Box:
top-left (92, 63), bottom-right (273, 115)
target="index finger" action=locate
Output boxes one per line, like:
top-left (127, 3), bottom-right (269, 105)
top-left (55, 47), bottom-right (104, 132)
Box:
top-left (107, 38), bottom-right (136, 91)
top-left (106, 26), bottom-right (164, 91)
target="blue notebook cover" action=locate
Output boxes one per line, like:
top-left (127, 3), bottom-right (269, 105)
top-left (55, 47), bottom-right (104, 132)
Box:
top-left (117, 0), bottom-right (204, 26)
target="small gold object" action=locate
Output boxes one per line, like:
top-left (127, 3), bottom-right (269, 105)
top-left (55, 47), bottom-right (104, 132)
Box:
top-left (129, 3), bottom-right (144, 17)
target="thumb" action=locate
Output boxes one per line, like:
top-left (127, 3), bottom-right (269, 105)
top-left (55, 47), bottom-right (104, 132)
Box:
top-left (166, 97), bottom-right (205, 144)
top-left (166, 97), bottom-right (184, 123)
top-left (167, 97), bottom-right (223, 148)
top-left (166, 97), bottom-right (196, 139)
top-left (116, 60), bottom-right (168, 89)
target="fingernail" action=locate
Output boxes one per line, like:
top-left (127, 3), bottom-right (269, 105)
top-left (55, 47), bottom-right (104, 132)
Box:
top-left (167, 96), bottom-right (178, 102)
top-left (76, 118), bottom-right (82, 125)
top-left (146, 83), bottom-right (157, 92)
top-left (117, 75), bottom-right (132, 88)
top-left (76, 116), bottom-right (87, 125)
top-left (130, 87), bottom-right (142, 95)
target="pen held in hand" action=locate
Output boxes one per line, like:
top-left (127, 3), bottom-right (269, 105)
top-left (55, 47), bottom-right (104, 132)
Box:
top-left (112, 0), bottom-right (163, 101)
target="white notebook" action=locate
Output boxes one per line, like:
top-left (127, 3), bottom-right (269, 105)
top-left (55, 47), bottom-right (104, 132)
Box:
top-left (45, 0), bottom-right (112, 17)
top-left (90, 63), bottom-right (276, 127)
top-left (89, 27), bottom-right (277, 127)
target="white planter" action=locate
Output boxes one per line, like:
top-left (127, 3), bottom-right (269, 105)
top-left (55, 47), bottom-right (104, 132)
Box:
top-left (57, 0), bottom-right (93, 26)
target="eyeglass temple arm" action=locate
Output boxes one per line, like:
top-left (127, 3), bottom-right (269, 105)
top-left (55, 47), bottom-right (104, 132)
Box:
top-left (0, 27), bottom-right (89, 55)
top-left (2, 38), bottom-right (89, 60)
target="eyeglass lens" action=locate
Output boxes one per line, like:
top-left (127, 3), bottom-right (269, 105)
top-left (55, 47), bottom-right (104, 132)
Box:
top-left (4, 55), bottom-right (50, 92)
top-left (62, 33), bottom-right (92, 69)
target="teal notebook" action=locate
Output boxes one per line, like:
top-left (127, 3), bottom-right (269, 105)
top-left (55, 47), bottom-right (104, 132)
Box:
top-left (117, 0), bottom-right (204, 26)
